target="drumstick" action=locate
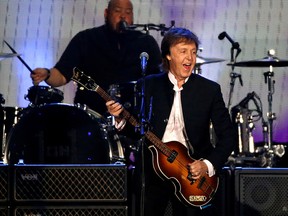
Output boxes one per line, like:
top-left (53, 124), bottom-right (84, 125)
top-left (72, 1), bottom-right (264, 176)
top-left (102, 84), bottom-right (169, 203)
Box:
top-left (4, 40), bottom-right (34, 74)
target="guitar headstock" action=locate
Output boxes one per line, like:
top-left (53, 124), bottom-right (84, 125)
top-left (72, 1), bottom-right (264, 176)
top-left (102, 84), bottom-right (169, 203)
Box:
top-left (71, 67), bottom-right (98, 91)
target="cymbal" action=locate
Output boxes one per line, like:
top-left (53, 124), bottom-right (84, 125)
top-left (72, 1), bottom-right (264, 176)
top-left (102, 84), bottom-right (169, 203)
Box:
top-left (0, 53), bottom-right (19, 61)
top-left (231, 56), bottom-right (288, 67)
top-left (196, 55), bottom-right (225, 66)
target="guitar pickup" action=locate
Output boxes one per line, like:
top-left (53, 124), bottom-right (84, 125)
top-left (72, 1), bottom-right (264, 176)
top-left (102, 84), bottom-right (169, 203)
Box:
top-left (167, 150), bottom-right (178, 163)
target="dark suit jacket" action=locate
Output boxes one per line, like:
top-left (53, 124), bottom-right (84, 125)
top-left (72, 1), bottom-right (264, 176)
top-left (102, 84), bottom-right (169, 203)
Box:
top-left (142, 72), bottom-right (236, 172)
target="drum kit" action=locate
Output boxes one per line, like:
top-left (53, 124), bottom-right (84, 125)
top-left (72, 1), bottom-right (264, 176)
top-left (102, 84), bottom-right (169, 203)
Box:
top-left (0, 52), bottom-right (126, 165)
top-left (228, 49), bottom-right (288, 167)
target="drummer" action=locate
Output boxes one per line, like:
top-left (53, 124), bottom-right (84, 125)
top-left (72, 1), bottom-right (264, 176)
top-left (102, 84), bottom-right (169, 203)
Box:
top-left (31, 0), bottom-right (161, 116)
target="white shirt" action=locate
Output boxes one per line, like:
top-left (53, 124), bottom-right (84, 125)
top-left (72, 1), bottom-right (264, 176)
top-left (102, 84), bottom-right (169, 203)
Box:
top-left (162, 72), bottom-right (187, 146)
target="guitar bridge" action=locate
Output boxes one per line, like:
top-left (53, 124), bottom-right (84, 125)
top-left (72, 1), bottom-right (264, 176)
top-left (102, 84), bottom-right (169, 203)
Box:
top-left (167, 150), bottom-right (178, 163)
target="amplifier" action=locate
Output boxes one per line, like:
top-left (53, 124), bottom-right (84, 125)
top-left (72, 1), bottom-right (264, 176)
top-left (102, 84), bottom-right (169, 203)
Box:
top-left (0, 206), bottom-right (9, 216)
top-left (13, 164), bottom-right (127, 203)
top-left (213, 167), bottom-right (233, 216)
top-left (234, 167), bottom-right (288, 216)
top-left (0, 164), bottom-right (8, 203)
top-left (12, 205), bottom-right (128, 216)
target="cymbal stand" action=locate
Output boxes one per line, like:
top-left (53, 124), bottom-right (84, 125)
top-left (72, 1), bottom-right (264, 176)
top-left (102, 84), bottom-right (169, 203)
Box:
top-left (263, 66), bottom-right (276, 148)
top-left (0, 94), bottom-right (5, 160)
top-left (263, 66), bottom-right (276, 166)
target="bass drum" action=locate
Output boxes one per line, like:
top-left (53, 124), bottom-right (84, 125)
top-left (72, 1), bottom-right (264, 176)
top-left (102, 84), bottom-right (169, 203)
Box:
top-left (4, 103), bottom-right (125, 164)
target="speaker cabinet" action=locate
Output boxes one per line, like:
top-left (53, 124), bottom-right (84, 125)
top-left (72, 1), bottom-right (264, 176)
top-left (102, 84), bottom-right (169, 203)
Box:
top-left (234, 167), bottom-right (288, 216)
top-left (12, 205), bottom-right (128, 216)
top-left (0, 206), bottom-right (9, 216)
top-left (212, 167), bottom-right (233, 216)
top-left (13, 164), bottom-right (127, 203)
top-left (0, 165), bottom-right (8, 203)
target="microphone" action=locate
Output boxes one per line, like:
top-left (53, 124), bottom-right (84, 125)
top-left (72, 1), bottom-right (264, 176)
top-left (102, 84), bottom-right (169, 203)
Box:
top-left (238, 92), bottom-right (255, 108)
top-left (218, 32), bottom-right (226, 40)
top-left (140, 52), bottom-right (149, 73)
top-left (218, 31), bottom-right (240, 49)
top-left (119, 20), bottom-right (128, 32)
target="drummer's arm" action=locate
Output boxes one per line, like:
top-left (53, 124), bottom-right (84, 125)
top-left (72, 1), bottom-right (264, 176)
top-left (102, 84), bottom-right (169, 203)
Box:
top-left (45, 68), bottom-right (67, 87)
top-left (31, 67), bottom-right (67, 87)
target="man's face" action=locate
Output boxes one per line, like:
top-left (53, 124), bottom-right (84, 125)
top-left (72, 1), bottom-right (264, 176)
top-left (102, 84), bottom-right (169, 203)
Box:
top-left (166, 41), bottom-right (197, 82)
top-left (104, 0), bottom-right (134, 33)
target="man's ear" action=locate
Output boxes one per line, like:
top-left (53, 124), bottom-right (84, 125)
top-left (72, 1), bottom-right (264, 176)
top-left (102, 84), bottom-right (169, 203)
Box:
top-left (104, 8), bottom-right (108, 20)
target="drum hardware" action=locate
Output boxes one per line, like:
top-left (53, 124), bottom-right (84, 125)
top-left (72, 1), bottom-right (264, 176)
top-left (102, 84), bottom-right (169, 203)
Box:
top-left (1, 106), bottom-right (24, 162)
top-left (227, 71), bottom-right (243, 111)
top-left (108, 84), bottom-right (121, 101)
top-left (194, 55), bottom-right (225, 75)
top-left (273, 144), bottom-right (285, 158)
top-left (230, 49), bottom-right (288, 167)
top-left (0, 52), bottom-right (19, 61)
top-left (24, 86), bottom-right (64, 106)
top-left (233, 107), bottom-right (256, 155)
top-left (230, 91), bottom-right (266, 166)
top-left (229, 51), bottom-right (288, 68)
top-left (259, 50), bottom-right (285, 167)
top-left (235, 112), bottom-right (244, 154)
top-left (227, 154), bottom-right (267, 168)
top-left (104, 115), bottom-right (126, 164)
top-left (247, 115), bottom-right (255, 153)
top-left (0, 94), bottom-right (5, 105)
top-left (108, 81), bottom-right (138, 112)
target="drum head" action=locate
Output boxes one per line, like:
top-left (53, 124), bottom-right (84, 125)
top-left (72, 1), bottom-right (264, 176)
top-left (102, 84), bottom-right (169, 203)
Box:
top-left (5, 103), bottom-right (113, 164)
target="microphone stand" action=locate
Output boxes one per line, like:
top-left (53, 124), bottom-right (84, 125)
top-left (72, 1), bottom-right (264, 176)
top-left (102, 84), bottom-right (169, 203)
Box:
top-left (139, 61), bottom-right (148, 216)
top-left (126, 20), bottom-right (175, 35)
top-left (227, 49), bottom-right (242, 111)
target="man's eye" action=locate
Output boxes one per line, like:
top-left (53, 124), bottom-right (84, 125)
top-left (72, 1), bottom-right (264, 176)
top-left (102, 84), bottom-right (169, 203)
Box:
top-left (125, 10), bottom-right (132, 14)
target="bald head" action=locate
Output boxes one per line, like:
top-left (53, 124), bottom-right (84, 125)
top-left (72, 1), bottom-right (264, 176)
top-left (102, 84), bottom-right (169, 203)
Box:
top-left (105, 0), bottom-right (134, 33)
top-left (108, 0), bottom-right (133, 9)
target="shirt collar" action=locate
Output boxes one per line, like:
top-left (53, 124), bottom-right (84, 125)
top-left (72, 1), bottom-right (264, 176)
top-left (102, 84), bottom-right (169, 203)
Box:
top-left (168, 71), bottom-right (190, 91)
